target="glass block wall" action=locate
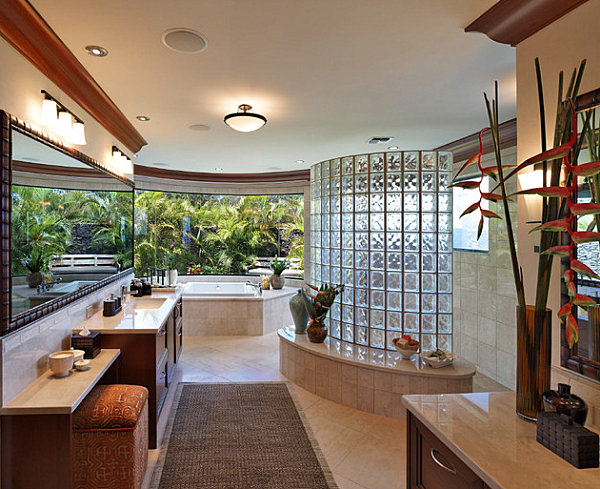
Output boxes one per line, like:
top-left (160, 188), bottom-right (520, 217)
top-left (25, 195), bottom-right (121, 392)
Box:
top-left (309, 151), bottom-right (453, 352)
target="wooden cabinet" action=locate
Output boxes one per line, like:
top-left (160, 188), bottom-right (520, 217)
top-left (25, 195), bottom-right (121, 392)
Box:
top-left (407, 412), bottom-right (484, 489)
top-left (100, 297), bottom-right (183, 449)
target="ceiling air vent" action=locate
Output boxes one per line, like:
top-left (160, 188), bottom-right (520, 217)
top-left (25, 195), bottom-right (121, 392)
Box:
top-left (367, 136), bottom-right (394, 144)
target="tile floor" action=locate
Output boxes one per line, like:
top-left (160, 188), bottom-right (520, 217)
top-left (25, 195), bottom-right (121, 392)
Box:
top-left (142, 332), bottom-right (510, 489)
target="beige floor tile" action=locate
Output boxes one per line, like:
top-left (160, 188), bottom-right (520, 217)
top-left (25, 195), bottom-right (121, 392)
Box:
top-left (333, 472), bottom-right (369, 489)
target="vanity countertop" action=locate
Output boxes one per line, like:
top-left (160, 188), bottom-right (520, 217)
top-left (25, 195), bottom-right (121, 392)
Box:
top-left (74, 287), bottom-right (183, 335)
top-left (0, 349), bottom-right (120, 415)
top-left (402, 391), bottom-right (600, 489)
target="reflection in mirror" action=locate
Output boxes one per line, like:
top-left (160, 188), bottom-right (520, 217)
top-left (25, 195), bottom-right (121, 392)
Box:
top-left (11, 130), bottom-right (133, 318)
top-left (563, 104), bottom-right (600, 379)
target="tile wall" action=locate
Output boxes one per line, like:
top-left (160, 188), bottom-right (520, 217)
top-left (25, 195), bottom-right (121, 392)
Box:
top-left (452, 147), bottom-right (519, 389)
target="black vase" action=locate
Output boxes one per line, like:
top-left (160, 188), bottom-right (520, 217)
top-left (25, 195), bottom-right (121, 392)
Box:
top-left (542, 383), bottom-right (588, 425)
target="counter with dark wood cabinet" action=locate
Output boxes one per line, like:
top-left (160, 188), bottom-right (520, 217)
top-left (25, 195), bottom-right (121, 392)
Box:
top-left (75, 288), bottom-right (183, 448)
top-left (403, 392), bottom-right (599, 489)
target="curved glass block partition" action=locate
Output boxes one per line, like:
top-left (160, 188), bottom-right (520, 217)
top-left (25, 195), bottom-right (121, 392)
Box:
top-left (310, 151), bottom-right (453, 352)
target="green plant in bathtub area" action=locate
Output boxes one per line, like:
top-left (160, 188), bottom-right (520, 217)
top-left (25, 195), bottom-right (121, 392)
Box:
top-left (301, 283), bottom-right (345, 343)
top-left (271, 256), bottom-right (289, 275)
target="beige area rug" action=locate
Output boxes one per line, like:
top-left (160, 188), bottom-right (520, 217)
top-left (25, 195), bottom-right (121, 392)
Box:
top-left (151, 382), bottom-right (339, 488)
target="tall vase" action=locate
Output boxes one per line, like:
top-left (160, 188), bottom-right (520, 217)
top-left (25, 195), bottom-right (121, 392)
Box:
top-left (289, 290), bottom-right (309, 334)
top-left (589, 304), bottom-right (600, 362)
top-left (516, 305), bottom-right (552, 421)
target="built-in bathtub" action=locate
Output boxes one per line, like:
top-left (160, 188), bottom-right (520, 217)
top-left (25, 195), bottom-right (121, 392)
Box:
top-left (182, 282), bottom-right (296, 336)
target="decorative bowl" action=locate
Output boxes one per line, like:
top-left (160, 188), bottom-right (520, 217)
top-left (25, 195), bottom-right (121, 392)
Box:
top-left (421, 350), bottom-right (457, 368)
top-left (394, 345), bottom-right (420, 359)
top-left (70, 349), bottom-right (85, 363)
top-left (49, 351), bottom-right (74, 377)
top-left (74, 359), bottom-right (90, 371)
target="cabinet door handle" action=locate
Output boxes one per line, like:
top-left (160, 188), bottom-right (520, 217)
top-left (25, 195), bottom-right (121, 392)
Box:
top-left (430, 448), bottom-right (457, 475)
top-left (157, 327), bottom-right (167, 336)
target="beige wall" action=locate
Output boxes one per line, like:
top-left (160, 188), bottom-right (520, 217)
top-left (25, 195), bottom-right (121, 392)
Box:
top-left (453, 147), bottom-right (518, 389)
top-left (516, 0), bottom-right (600, 426)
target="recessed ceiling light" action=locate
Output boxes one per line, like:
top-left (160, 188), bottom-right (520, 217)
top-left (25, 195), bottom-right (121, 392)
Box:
top-left (85, 45), bottom-right (108, 57)
top-left (296, 160), bottom-right (305, 164)
top-left (189, 124), bottom-right (211, 131)
top-left (214, 167), bottom-right (223, 172)
top-left (388, 146), bottom-right (399, 150)
top-left (162, 28), bottom-right (208, 54)
top-left (136, 115), bottom-right (150, 122)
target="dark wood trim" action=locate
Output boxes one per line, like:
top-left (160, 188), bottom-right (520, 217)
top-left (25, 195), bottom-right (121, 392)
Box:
top-left (465, 0), bottom-right (589, 46)
top-left (434, 118), bottom-right (517, 163)
top-left (1, 111), bottom-right (12, 330)
top-left (135, 164), bottom-right (310, 183)
top-left (575, 87), bottom-right (600, 113)
top-left (0, 0), bottom-right (147, 153)
top-left (13, 160), bottom-right (113, 178)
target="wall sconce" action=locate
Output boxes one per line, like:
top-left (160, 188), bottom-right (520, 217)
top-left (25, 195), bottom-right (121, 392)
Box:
top-left (40, 90), bottom-right (86, 145)
top-left (112, 146), bottom-right (134, 178)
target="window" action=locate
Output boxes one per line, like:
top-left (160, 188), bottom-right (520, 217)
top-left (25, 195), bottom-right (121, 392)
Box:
top-left (452, 176), bottom-right (489, 252)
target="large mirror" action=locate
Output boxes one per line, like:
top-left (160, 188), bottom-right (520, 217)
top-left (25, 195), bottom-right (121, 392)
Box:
top-left (561, 89), bottom-right (600, 381)
top-left (2, 113), bottom-right (134, 333)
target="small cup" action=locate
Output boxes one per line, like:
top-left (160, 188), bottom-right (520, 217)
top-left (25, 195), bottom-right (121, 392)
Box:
top-left (74, 359), bottom-right (90, 371)
top-left (70, 349), bottom-right (85, 363)
top-left (49, 351), bottom-right (74, 377)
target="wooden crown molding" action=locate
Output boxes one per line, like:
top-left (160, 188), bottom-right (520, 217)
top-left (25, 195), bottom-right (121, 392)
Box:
top-left (0, 0), bottom-right (147, 153)
top-left (434, 118), bottom-right (517, 163)
top-left (465, 0), bottom-right (589, 46)
top-left (13, 160), bottom-right (113, 178)
top-left (134, 164), bottom-right (310, 184)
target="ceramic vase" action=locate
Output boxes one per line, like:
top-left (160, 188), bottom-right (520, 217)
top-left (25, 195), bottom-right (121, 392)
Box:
top-left (27, 271), bottom-right (44, 288)
top-left (270, 274), bottom-right (285, 289)
top-left (168, 269), bottom-right (178, 286)
top-left (307, 319), bottom-right (328, 343)
top-left (289, 290), bottom-right (309, 334)
top-left (516, 305), bottom-right (551, 421)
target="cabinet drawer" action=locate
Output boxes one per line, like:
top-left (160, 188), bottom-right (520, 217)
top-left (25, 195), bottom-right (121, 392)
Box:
top-left (409, 414), bottom-right (483, 489)
top-left (156, 321), bottom-right (168, 362)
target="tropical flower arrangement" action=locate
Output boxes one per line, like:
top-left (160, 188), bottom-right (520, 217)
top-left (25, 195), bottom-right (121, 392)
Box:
top-left (301, 283), bottom-right (345, 343)
top-left (452, 58), bottom-right (599, 348)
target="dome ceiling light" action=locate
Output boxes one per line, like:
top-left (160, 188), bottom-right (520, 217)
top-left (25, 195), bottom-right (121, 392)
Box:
top-left (224, 104), bottom-right (267, 133)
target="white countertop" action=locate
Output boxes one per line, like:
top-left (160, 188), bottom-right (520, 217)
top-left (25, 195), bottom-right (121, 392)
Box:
top-left (278, 327), bottom-right (475, 378)
top-left (74, 287), bottom-right (183, 334)
top-left (1, 349), bottom-right (120, 415)
top-left (402, 392), bottom-right (600, 489)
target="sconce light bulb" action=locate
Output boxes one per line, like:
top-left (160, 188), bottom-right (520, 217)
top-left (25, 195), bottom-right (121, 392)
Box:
top-left (40, 98), bottom-right (58, 126)
top-left (57, 110), bottom-right (73, 138)
top-left (70, 121), bottom-right (87, 145)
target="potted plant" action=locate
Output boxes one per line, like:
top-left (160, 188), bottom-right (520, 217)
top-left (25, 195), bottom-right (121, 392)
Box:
top-left (301, 283), bottom-right (344, 343)
top-left (21, 247), bottom-right (51, 288)
top-left (270, 256), bottom-right (288, 289)
top-left (453, 59), bottom-right (600, 420)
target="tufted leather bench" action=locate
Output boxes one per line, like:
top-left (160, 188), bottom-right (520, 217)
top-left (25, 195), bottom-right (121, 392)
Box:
top-left (72, 384), bottom-right (149, 489)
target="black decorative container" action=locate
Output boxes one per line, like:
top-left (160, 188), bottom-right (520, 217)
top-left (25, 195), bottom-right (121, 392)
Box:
top-left (72, 331), bottom-right (101, 359)
top-left (536, 412), bottom-right (599, 469)
top-left (542, 383), bottom-right (588, 425)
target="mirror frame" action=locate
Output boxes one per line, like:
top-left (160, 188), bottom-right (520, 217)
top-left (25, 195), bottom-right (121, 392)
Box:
top-left (0, 110), bottom-right (135, 336)
top-left (560, 87), bottom-right (600, 381)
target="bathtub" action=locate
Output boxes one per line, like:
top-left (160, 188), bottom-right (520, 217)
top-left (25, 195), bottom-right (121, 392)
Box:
top-left (183, 282), bottom-right (257, 297)
top-left (181, 282), bottom-right (295, 336)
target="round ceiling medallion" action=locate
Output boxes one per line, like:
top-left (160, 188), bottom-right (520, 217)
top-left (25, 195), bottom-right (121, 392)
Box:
top-left (161, 28), bottom-right (208, 54)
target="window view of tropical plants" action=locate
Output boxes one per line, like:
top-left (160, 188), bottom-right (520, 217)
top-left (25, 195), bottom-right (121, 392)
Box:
top-left (134, 191), bottom-right (304, 276)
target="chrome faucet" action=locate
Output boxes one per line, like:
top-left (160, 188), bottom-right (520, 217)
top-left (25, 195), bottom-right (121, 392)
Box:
top-left (121, 284), bottom-right (129, 304)
top-left (246, 280), bottom-right (262, 296)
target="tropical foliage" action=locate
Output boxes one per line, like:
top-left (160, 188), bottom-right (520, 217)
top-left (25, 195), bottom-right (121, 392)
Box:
top-left (453, 59), bottom-right (600, 347)
top-left (12, 185), bottom-right (133, 275)
top-left (133, 191), bottom-right (304, 276)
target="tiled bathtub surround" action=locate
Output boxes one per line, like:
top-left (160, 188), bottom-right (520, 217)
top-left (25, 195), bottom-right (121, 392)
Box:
top-left (183, 288), bottom-right (295, 336)
top-left (279, 327), bottom-right (474, 419)
top-left (452, 147), bottom-right (518, 390)
top-left (0, 273), bottom-right (133, 406)
top-left (309, 151), bottom-right (453, 352)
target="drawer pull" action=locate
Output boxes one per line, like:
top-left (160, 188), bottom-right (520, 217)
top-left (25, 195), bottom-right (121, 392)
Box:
top-left (157, 328), bottom-right (167, 336)
top-left (430, 448), bottom-right (456, 475)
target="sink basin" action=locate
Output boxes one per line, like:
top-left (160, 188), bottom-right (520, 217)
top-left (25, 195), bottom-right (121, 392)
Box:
top-left (127, 298), bottom-right (167, 310)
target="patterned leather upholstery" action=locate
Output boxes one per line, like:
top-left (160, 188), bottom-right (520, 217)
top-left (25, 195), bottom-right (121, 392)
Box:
top-left (72, 384), bottom-right (149, 489)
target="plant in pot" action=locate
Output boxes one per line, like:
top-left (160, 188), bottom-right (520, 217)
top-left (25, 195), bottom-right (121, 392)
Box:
top-left (21, 247), bottom-right (52, 288)
top-left (453, 58), bottom-right (600, 420)
top-left (270, 256), bottom-right (288, 289)
top-left (301, 283), bottom-right (344, 343)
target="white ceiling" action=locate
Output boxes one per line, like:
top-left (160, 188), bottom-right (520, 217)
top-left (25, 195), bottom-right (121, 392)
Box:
top-left (31, 0), bottom-right (515, 173)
